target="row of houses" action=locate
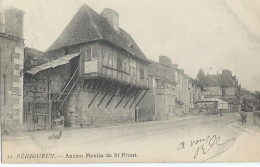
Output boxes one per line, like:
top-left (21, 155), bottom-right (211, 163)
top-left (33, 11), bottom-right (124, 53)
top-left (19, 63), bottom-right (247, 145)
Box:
top-left (0, 5), bottom-right (243, 131)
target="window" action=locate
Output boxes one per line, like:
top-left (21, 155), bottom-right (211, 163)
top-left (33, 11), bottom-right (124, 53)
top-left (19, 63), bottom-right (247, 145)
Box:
top-left (92, 45), bottom-right (99, 59)
top-left (140, 68), bottom-right (144, 79)
top-left (108, 53), bottom-right (113, 67)
top-left (84, 49), bottom-right (91, 61)
top-left (117, 56), bottom-right (122, 69)
top-left (131, 67), bottom-right (136, 76)
top-left (222, 89), bottom-right (225, 97)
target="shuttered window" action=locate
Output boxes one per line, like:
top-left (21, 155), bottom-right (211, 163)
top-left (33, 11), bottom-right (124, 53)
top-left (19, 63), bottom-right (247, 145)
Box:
top-left (92, 44), bottom-right (99, 59)
top-left (140, 68), bottom-right (144, 79)
top-left (117, 56), bottom-right (122, 69)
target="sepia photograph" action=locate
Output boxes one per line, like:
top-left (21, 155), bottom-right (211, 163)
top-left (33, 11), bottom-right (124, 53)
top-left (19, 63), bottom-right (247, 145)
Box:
top-left (0, 0), bottom-right (260, 163)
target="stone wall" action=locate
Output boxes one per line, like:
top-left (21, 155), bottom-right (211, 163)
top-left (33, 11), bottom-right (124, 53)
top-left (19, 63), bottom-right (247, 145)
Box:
top-left (23, 63), bottom-right (71, 129)
top-left (66, 82), bottom-right (139, 127)
top-left (0, 36), bottom-right (24, 130)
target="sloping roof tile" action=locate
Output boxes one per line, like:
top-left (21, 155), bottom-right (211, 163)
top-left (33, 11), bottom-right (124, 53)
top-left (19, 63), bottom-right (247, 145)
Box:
top-left (148, 61), bottom-right (177, 85)
top-left (203, 73), bottom-right (235, 87)
top-left (46, 4), bottom-right (148, 62)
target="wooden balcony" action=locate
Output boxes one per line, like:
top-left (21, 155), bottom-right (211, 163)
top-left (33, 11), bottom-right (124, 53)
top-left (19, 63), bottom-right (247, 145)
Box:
top-left (82, 60), bottom-right (149, 89)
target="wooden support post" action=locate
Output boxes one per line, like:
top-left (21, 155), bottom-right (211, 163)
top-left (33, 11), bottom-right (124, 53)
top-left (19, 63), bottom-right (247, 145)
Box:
top-left (97, 81), bottom-right (115, 107)
top-left (88, 79), bottom-right (107, 108)
top-left (115, 85), bottom-right (132, 109)
top-left (129, 89), bottom-right (142, 109)
top-left (134, 89), bottom-right (149, 109)
top-left (59, 77), bottom-right (80, 114)
top-left (123, 88), bottom-right (138, 109)
top-left (106, 83), bottom-right (120, 108)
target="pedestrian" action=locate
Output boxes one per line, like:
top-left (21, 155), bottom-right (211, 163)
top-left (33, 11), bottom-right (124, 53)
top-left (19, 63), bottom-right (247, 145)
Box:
top-left (239, 110), bottom-right (248, 125)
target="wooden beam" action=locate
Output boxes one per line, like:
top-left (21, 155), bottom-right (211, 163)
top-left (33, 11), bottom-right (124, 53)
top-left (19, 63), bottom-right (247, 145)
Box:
top-left (59, 77), bottom-right (80, 114)
top-left (134, 89), bottom-right (149, 109)
top-left (97, 81), bottom-right (116, 108)
top-left (123, 88), bottom-right (138, 109)
top-left (129, 89), bottom-right (142, 109)
top-left (106, 83), bottom-right (120, 108)
top-left (115, 85), bottom-right (132, 109)
top-left (57, 66), bottom-right (79, 101)
top-left (88, 79), bottom-right (107, 108)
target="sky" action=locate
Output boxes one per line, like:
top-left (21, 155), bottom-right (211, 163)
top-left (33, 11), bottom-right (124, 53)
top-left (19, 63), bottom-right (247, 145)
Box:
top-left (1, 0), bottom-right (260, 92)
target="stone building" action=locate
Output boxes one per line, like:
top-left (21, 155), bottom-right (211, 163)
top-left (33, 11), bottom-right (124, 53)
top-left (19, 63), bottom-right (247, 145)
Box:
top-left (189, 78), bottom-right (204, 107)
top-left (158, 56), bottom-right (193, 114)
top-left (0, 7), bottom-right (24, 130)
top-left (23, 4), bottom-right (150, 129)
top-left (139, 60), bottom-right (176, 120)
top-left (139, 56), bottom-right (203, 120)
top-left (196, 69), bottom-right (241, 112)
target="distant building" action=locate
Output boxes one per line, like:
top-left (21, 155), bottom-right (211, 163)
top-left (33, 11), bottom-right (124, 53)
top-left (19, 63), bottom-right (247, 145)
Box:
top-left (189, 78), bottom-right (204, 105)
top-left (139, 56), bottom-right (204, 120)
top-left (158, 56), bottom-right (197, 114)
top-left (196, 69), bottom-right (241, 112)
top-left (139, 60), bottom-right (176, 120)
top-left (23, 4), bottom-right (150, 129)
top-left (0, 7), bottom-right (24, 130)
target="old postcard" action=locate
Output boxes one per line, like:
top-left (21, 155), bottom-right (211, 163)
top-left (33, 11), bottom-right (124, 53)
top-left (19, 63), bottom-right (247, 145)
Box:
top-left (1, 0), bottom-right (260, 163)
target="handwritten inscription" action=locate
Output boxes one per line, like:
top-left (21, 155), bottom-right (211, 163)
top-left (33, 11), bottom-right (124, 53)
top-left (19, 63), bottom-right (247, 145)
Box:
top-left (177, 135), bottom-right (236, 161)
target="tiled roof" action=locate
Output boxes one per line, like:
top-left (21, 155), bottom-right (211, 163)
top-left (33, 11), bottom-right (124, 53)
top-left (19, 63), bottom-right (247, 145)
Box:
top-left (189, 77), bottom-right (203, 88)
top-left (198, 71), bottom-right (235, 88)
top-left (46, 4), bottom-right (148, 62)
top-left (24, 47), bottom-right (48, 71)
top-left (148, 61), bottom-right (177, 85)
top-left (217, 73), bottom-right (235, 87)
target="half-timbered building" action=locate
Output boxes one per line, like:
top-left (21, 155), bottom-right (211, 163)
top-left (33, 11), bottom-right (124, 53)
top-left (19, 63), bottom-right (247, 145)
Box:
top-left (24, 4), bottom-right (150, 129)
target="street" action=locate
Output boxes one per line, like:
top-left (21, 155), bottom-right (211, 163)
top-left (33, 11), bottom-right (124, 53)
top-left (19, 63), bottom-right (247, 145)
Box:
top-left (2, 112), bottom-right (260, 163)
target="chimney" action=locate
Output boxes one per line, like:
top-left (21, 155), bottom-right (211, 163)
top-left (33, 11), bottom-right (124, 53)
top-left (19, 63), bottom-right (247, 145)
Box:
top-left (101, 8), bottom-right (119, 32)
top-left (159, 55), bottom-right (172, 67)
top-left (4, 7), bottom-right (24, 38)
top-left (0, 9), bottom-right (5, 33)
